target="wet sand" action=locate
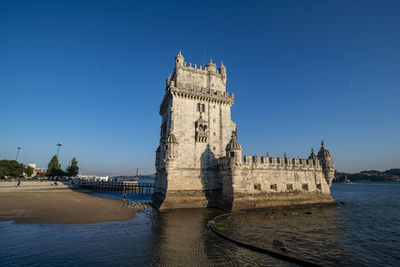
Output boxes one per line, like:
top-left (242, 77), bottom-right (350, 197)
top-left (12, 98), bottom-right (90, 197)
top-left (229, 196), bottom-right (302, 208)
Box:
top-left (0, 182), bottom-right (134, 224)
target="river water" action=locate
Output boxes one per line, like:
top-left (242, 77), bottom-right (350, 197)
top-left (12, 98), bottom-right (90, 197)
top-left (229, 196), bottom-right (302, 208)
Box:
top-left (1, 182), bottom-right (399, 266)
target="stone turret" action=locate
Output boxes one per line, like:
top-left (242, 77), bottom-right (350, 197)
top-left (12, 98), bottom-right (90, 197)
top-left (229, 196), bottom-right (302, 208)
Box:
top-left (308, 148), bottom-right (318, 160)
top-left (205, 58), bottom-right (217, 72)
top-left (175, 50), bottom-right (184, 68)
top-left (317, 141), bottom-right (335, 186)
top-left (225, 128), bottom-right (242, 166)
top-left (219, 62), bottom-right (226, 76)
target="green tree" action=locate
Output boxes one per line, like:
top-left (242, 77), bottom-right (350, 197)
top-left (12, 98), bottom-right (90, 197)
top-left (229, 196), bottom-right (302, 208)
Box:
top-left (25, 165), bottom-right (34, 177)
top-left (66, 157), bottom-right (79, 177)
top-left (0, 166), bottom-right (7, 177)
top-left (0, 160), bottom-right (24, 177)
top-left (46, 155), bottom-right (61, 177)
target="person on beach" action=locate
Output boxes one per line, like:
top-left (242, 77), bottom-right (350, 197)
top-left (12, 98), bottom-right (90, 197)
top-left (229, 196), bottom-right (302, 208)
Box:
top-left (17, 177), bottom-right (21, 186)
top-left (123, 192), bottom-right (127, 201)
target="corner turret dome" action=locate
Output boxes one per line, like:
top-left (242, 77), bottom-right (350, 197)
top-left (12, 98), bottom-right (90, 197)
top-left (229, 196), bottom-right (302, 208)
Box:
top-left (175, 51), bottom-right (184, 67)
top-left (218, 62), bottom-right (226, 75)
top-left (308, 147), bottom-right (318, 160)
top-left (226, 138), bottom-right (241, 150)
top-left (226, 130), bottom-right (241, 151)
top-left (175, 50), bottom-right (183, 59)
top-left (317, 141), bottom-right (332, 158)
top-left (205, 58), bottom-right (217, 72)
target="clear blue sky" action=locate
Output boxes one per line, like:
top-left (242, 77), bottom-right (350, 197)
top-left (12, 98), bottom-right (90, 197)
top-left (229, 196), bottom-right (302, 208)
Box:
top-left (1, 0), bottom-right (399, 174)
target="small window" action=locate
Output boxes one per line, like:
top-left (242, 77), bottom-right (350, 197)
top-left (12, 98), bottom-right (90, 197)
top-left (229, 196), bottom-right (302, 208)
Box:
top-left (197, 103), bottom-right (205, 112)
top-left (286, 184), bottom-right (293, 191)
top-left (230, 151), bottom-right (235, 158)
top-left (317, 184), bottom-right (322, 190)
top-left (254, 183), bottom-right (261, 191)
top-left (270, 184), bottom-right (277, 191)
top-left (302, 184), bottom-right (309, 191)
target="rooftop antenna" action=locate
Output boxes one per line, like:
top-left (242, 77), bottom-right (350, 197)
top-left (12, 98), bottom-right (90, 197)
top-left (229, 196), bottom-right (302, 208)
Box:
top-left (203, 48), bottom-right (206, 67)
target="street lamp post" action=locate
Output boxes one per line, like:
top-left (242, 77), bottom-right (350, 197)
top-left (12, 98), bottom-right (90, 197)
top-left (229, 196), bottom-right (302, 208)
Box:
top-left (16, 147), bottom-right (21, 161)
top-left (56, 142), bottom-right (63, 157)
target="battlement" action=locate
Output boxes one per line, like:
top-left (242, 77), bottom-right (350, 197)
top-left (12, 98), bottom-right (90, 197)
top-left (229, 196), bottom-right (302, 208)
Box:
top-left (179, 61), bottom-right (226, 76)
top-left (218, 154), bottom-right (321, 171)
top-left (242, 155), bottom-right (321, 170)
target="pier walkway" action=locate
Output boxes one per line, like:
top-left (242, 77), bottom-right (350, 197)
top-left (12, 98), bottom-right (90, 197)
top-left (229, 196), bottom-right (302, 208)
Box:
top-left (77, 181), bottom-right (154, 195)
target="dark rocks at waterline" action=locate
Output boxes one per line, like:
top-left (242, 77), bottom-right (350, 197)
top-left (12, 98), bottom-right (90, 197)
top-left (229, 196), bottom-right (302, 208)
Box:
top-left (124, 202), bottom-right (152, 212)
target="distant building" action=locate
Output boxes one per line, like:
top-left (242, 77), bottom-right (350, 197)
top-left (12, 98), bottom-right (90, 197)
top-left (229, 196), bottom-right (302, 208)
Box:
top-left (28, 163), bottom-right (46, 176)
top-left (77, 175), bottom-right (109, 181)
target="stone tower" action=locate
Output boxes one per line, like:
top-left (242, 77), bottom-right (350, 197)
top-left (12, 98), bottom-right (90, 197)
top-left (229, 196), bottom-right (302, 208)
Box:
top-left (152, 52), bottom-right (236, 209)
top-left (153, 52), bottom-right (336, 211)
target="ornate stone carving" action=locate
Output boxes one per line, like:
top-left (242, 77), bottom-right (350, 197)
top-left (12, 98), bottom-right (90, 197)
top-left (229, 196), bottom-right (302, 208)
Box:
top-left (195, 115), bottom-right (208, 143)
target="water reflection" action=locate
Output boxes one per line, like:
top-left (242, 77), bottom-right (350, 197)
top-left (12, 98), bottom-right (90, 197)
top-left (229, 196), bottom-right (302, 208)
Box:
top-left (150, 208), bottom-right (288, 266)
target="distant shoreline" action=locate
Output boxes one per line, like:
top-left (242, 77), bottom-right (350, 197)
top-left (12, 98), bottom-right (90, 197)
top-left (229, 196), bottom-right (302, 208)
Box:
top-left (335, 168), bottom-right (400, 183)
top-left (334, 180), bottom-right (400, 183)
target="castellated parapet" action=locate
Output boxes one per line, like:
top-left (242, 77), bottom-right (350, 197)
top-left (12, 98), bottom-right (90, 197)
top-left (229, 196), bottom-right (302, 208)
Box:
top-left (152, 52), bottom-right (336, 211)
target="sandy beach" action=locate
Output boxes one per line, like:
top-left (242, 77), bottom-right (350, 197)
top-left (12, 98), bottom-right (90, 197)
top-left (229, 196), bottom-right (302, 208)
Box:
top-left (0, 181), bottom-right (134, 224)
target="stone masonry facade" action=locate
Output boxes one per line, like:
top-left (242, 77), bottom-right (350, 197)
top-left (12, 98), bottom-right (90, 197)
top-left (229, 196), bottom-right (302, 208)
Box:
top-left (152, 52), bottom-right (336, 211)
